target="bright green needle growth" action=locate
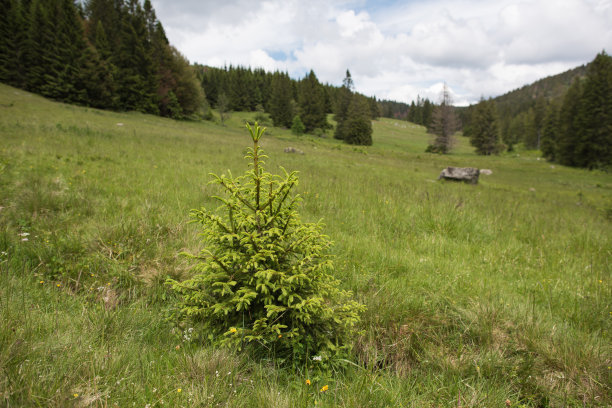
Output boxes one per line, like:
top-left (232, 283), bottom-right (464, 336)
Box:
top-left (168, 122), bottom-right (364, 365)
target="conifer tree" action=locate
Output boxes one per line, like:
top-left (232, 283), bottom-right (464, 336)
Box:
top-left (575, 51), bottom-right (612, 169)
top-left (422, 98), bottom-right (434, 127)
top-left (469, 98), bottom-right (503, 155)
top-left (343, 94), bottom-right (373, 146)
top-left (540, 102), bottom-right (560, 161)
top-left (521, 109), bottom-right (538, 149)
top-left (503, 113), bottom-right (523, 152)
top-left (0, 0), bottom-right (27, 86)
top-left (298, 70), bottom-right (327, 133)
top-left (23, 0), bottom-right (54, 93)
top-left (168, 123), bottom-right (364, 365)
top-left (557, 79), bottom-right (583, 166)
top-left (334, 69), bottom-right (353, 140)
top-left (368, 96), bottom-right (381, 119)
top-left (291, 115), bottom-right (305, 135)
top-left (426, 83), bottom-right (456, 154)
top-left (269, 72), bottom-right (293, 128)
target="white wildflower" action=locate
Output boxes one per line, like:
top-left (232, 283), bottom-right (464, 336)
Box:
top-left (313, 355), bottom-right (322, 361)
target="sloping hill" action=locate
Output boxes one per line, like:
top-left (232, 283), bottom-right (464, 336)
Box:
top-left (494, 64), bottom-right (588, 118)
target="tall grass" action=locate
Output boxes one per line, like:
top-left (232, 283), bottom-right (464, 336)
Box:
top-left (0, 83), bottom-right (610, 406)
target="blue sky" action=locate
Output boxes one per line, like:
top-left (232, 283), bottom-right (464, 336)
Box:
top-left (151, 0), bottom-right (612, 105)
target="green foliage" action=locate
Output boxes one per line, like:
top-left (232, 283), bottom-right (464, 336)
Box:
top-left (342, 94), bottom-right (373, 146)
top-left (540, 101), bottom-right (560, 161)
top-left (426, 84), bottom-right (456, 154)
top-left (1, 86), bottom-right (611, 406)
top-left (575, 51), bottom-right (612, 169)
top-left (0, 0), bottom-right (204, 118)
top-left (291, 115), bottom-right (305, 135)
top-left (168, 123), bottom-right (364, 365)
top-left (557, 78), bottom-right (583, 166)
top-left (298, 70), bottom-right (328, 133)
top-left (269, 71), bottom-right (294, 128)
top-left (468, 98), bottom-right (504, 155)
top-left (333, 70), bottom-right (353, 140)
top-left (408, 96), bottom-right (434, 127)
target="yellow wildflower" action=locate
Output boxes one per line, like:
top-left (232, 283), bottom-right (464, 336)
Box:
top-left (320, 385), bottom-right (328, 392)
top-left (39, 280), bottom-right (44, 284)
top-left (278, 334), bottom-right (282, 338)
top-left (177, 388), bottom-right (182, 393)
top-left (229, 327), bottom-right (237, 334)
top-left (73, 393), bottom-right (79, 398)
top-left (305, 379), bottom-right (311, 386)
top-left (56, 283), bottom-right (61, 287)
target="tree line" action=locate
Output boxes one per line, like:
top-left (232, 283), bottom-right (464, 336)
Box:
top-left (197, 66), bottom-right (378, 145)
top-left (458, 52), bottom-right (611, 168)
top-left (0, 0), bottom-right (388, 145)
top-left (0, 0), bottom-right (205, 119)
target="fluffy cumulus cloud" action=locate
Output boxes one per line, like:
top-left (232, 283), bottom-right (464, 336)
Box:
top-left (151, 0), bottom-right (612, 105)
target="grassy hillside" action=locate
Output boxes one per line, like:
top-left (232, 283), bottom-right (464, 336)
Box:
top-left (0, 83), bottom-right (610, 407)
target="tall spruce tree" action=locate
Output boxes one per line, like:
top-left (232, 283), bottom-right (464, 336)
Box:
top-left (333, 69), bottom-right (354, 140)
top-left (298, 70), bottom-right (327, 133)
top-left (469, 98), bottom-right (503, 155)
top-left (426, 83), bottom-right (456, 153)
top-left (343, 94), bottom-right (373, 146)
top-left (0, 0), bottom-right (28, 86)
top-left (575, 51), bottom-right (612, 169)
top-left (557, 79), bottom-right (583, 166)
top-left (540, 101), bottom-right (560, 161)
top-left (268, 71), bottom-right (293, 127)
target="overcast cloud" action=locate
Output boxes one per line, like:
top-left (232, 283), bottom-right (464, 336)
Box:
top-left (151, 0), bottom-right (612, 106)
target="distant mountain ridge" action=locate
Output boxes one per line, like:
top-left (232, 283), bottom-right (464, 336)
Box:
top-left (493, 63), bottom-right (588, 118)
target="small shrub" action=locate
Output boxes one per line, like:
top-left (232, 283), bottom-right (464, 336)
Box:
top-left (291, 115), bottom-right (305, 135)
top-left (168, 123), bottom-right (364, 365)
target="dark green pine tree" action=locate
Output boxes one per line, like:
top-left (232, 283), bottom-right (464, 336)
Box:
top-left (575, 51), bottom-right (612, 169)
top-left (556, 79), bottom-right (583, 166)
top-left (422, 98), bottom-right (434, 127)
top-left (469, 98), bottom-right (503, 155)
top-left (540, 101), bottom-right (560, 161)
top-left (503, 113), bottom-right (523, 152)
top-left (407, 101), bottom-right (417, 123)
top-left (521, 108), bottom-right (538, 149)
top-left (298, 70), bottom-right (327, 133)
top-left (343, 94), bottom-right (373, 146)
top-left (0, 0), bottom-right (28, 86)
top-left (426, 83), bottom-right (456, 154)
top-left (39, 0), bottom-right (88, 102)
top-left (78, 42), bottom-right (117, 108)
top-left (368, 96), bottom-right (381, 119)
top-left (533, 95), bottom-right (547, 150)
top-left (227, 66), bottom-right (251, 111)
top-left (79, 19), bottom-right (118, 108)
top-left (115, 3), bottom-right (158, 113)
top-left (334, 69), bottom-right (353, 140)
top-left (84, 0), bottom-right (121, 47)
top-left (268, 71), bottom-right (294, 128)
top-left (23, 0), bottom-right (56, 94)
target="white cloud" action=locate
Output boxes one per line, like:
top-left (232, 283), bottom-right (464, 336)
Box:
top-left (151, 0), bottom-right (612, 105)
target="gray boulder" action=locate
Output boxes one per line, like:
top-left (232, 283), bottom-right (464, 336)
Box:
top-left (438, 167), bottom-right (480, 184)
top-left (284, 147), bottom-right (304, 154)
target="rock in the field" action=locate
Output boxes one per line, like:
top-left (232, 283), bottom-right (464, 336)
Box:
top-left (480, 169), bottom-right (492, 175)
top-left (284, 147), bottom-right (304, 154)
top-left (438, 167), bottom-right (480, 184)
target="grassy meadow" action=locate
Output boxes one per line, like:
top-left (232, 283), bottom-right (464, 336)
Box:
top-left (0, 83), bottom-right (610, 407)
